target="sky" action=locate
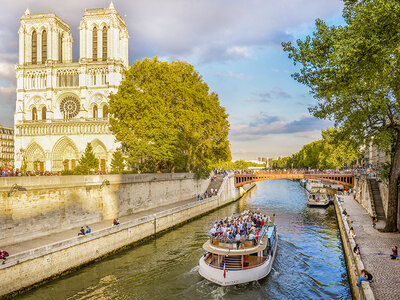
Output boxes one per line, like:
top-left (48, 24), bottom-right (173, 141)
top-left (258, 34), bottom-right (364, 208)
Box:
top-left (0, 0), bottom-right (345, 161)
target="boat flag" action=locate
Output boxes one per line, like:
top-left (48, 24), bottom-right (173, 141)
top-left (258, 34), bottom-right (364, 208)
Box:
top-left (223, 258), bottom-right (226, 278)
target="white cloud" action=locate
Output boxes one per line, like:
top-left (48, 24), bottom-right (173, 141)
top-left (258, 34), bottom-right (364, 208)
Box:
top-left (0, 0), bottom-right (344, 64)
top-left (225, 46), bottom-right (249, 59)
top-left (0, 62), bottom-right (15, 82)
top-left (216, 71), bottom-right (244, 79)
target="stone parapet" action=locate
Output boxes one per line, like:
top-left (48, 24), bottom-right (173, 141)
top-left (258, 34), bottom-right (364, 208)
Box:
top-left (334, 198), bottom-right (375, 300)
top-left (0, 173), bottom-right (209, 246)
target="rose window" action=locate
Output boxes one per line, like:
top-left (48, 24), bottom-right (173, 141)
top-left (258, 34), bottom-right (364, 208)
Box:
top-left (60, 96), bottom-right (80, 119)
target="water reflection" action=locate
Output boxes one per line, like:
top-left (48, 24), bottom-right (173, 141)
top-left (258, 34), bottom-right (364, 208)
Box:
top-left (17, 179), bottom-right (351, 300)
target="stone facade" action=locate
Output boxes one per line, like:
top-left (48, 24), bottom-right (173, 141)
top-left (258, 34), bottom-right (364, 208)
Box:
top-left (364, 141), bottom-right (387, 170)
top-left (14, 2), bottom-right (129, 173)
top-left (0, 126), bottom-right (14, 168)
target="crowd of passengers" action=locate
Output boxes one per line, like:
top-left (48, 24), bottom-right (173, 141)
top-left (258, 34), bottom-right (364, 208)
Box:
top-left (210, 210), bottom-right (275, 248)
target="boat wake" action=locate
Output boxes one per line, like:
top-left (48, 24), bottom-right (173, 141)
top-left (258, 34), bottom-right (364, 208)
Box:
top-left (190, 265), bottom-right (200, 273)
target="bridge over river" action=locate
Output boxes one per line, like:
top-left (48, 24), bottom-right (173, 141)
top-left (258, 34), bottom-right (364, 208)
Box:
top-left (234, 170), bottom-right (354, 188)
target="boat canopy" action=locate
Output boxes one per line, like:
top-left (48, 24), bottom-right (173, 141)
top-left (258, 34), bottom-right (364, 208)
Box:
top-left (203, 236), bottom-right (268, 255)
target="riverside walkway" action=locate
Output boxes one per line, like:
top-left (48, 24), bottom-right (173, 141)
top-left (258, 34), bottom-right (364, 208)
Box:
top-left (341, 195), bottom-right (400, 299)
top-left (0, 175), bottom-right (225, 271)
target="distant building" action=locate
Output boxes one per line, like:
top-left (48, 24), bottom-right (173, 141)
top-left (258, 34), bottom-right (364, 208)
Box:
top-left (364, 141), bottom-right (387, 169)
top-left (257, 157), bottom-right (267, 163)
top-left (0, 126), bottom-right (14, 168)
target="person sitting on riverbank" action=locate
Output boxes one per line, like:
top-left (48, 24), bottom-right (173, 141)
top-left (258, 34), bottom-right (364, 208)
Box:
top-left (0, 250), bottom-right (9, 264)
top-left (346, 215), bottom-right (352, 224)
top-left (113, 218), bottom-right (120, 226)
top-left (390, 246), bottom-right (398, 260)
top-left (78, 227), bottom-right (85, 236)
top-left (353, 244), bottom-right (360, 255)
top-left (343, 209), bottom-right (348, 216)
top-left (356, 269), bottom-right (373, 287)
top-left (86, 226), bottom-right (91, 234)
top-left (350, 227), bottom-right (356, 238)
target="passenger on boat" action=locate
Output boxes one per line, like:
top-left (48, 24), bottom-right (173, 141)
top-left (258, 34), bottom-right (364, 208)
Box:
top-left (228, 232), bottom-right (234, 244)
top-left (249, 231), bottom-right (256, 246)
top-left (210, 226), bottom-right (217, 237)
top-left (235, 232), bottom-right (241, 249)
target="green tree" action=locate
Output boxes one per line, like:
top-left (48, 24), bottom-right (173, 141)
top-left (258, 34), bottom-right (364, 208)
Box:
top-left (108, 57), bottom-right (231, 178)
top-left (282, 0), bottom-right (400, 231)
top-left (270, 127), bottom-right (359, 170)
top-left (75, 143), bottom-right (98, 175)
top-left (110, 149), bottom-right (125, 173)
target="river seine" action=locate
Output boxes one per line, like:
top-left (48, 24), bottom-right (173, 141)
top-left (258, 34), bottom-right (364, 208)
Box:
top-left (18, 179), bottom-right (351, 300)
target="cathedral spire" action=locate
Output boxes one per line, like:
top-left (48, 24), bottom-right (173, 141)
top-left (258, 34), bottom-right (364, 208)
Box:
top-left (109, 0), bottom-right (115, 10)
top-left (24, 8), bottom-right (30, 16)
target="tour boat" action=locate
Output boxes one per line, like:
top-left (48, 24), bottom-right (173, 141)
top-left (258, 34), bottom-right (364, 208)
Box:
top-left (307, 187), bottom-right (330, 207)
top-left (305, 179), bottom-right (324, 193)
top-left (198, 217), bottom-right (278, 286)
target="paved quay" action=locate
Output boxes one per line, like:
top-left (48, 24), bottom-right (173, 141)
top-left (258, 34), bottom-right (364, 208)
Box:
top-left (341, 195), bottom-right (400, 300)
top-left (0, 175), bottom-right (224, 270)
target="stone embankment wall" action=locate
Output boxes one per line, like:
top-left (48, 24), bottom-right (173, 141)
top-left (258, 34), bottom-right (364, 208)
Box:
top-left (0, 173), bottom-right (209, 246)
top-left (334, 198), bottom-right (375, 300)
top-left (355, 175), bottom-right (400, 229)
top-left (354, 175), bottom-right (375, 216)
top-left (0, 175), bottom-right (252, 297)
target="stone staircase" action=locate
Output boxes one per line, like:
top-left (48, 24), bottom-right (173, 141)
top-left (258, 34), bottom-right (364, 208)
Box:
top-left (204, 175), bottom-right (224, 196)
top-left (369, 178), bottom-right (386, 221)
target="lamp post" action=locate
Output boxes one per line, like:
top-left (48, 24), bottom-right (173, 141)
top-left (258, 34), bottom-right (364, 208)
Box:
top-left (7, 184), bottom-right (27, 197)
top-left (99, 179), bottom-right (110, 190)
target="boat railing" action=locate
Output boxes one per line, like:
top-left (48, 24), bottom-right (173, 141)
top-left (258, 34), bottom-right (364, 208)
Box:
top-left (204, 255), bottom-right (268, 270)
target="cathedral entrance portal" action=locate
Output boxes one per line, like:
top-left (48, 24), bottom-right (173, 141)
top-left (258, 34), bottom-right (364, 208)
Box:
top-left (52, 137), bottom-right (79, 172)
top-left (25, 142), bottom-right (46, 173)
top-left (91, 139), bottom-right (108, 173)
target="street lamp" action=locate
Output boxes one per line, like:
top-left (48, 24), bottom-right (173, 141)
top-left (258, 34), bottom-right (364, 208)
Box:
top-left (99, 179), bottom-right (110, 190)
top-left (8, 184), bottom-right (27, 197)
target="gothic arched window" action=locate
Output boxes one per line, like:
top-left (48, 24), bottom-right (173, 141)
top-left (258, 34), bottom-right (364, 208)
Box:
top-left (59, 33), bottom-right (63, 63)
top-left (42, 30), bottom-right (47, 63)
top-left (102, 105), bottom-right (108, 118)
top-left (41, 107), bottom-right (47, 120)
top-left (102, 26), bottom-right (107, 60)
top-left (32, 31), bottom-right (37, 64)
top-left (32, 107), bottom-right (38, 120)
top-left (93, 105), bottom-right (98, 119)
top-left (93, 27), bottom-right (98, 61)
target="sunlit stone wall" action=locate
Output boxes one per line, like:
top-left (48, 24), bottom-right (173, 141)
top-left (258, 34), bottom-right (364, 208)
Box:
top-left (0, 173), bottom-right (209, 246)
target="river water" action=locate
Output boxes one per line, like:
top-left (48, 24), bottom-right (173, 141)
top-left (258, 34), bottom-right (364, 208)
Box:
top-left (18, 179), bottom-right (351, 300)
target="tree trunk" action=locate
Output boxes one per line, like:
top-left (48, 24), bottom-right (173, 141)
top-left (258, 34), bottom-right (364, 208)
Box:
top-left (384, 129), bottom-right (400, 232)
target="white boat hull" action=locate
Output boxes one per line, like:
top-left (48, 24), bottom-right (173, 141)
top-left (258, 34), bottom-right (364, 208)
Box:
top-left (199, 235), bottom-right (278, 286)
top-left (307, 200), bottom-right (329, 207)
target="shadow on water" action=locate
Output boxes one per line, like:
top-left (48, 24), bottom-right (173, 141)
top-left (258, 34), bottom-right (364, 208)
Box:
top-left (17, 179), bottom-right (351, 300)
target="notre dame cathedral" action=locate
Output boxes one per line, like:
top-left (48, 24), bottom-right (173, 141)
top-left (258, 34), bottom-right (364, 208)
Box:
top-left (14, 1), bottom-right (129, 173)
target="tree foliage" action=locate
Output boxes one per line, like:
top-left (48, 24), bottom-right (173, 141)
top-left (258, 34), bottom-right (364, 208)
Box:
top-left (110, 149), bottom-right (126, 174)
top-left (75, 143), bottom-right (98, 175)
top-left (109, 57), bottom-right (231, 178)
top-left (270, 128), bottom-right (359, 170)
top-left (282, 0), bottom-right (400, 231)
